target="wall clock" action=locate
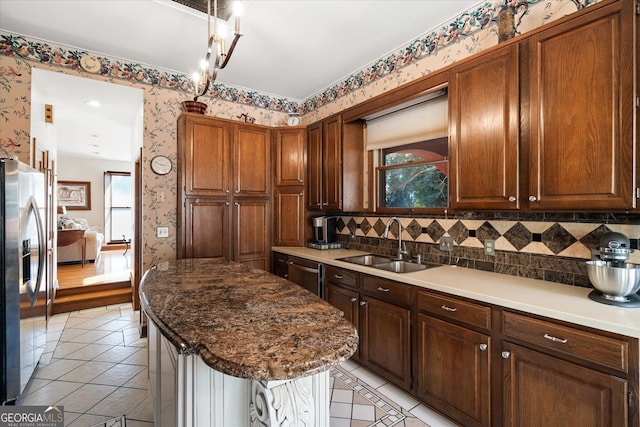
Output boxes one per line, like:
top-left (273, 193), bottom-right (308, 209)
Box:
top-left (150, 155), bottom-right (172, 175)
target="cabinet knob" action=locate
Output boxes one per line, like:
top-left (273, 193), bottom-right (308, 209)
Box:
top-left (359, 301), bottom-right (366, 306)
top-left (479, 343), bottom-right (488, 351)
top-left (501, 351), bottom-right (511, 359)
top-left (235, 190), bottom-right (239, 194)
top-left (508, 196), bottom-right (516, 202)
top-left (528, 195), bottom-right (537, 202)
top-left (350, 297), bottom-right (357, 303)
top-left (298, 179), bottom-right (303, 183)
top-left (288, 261), bottom-right (293, 265)
top-left (225, 190), bottom-right (230, 193)
top-left (284, 274), bottom-right (288, 279)
top-left (225, 202), bottom-right (229, 206)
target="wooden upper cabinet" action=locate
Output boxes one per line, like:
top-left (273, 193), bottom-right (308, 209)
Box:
top-left (234, 124), bottom-right (271, 197)
top-left (527, 0), bottom-right (635, 210)
top-left (179, 114), bottom-right (231, 197)
top-left (449, 44), bottom-right (520, 210)
top-left (275, 128), bottom-right (305, 186)
top-left (307, 123), bottom-right (323, 210)
top-left (322, 116), bottom-right (342, 210)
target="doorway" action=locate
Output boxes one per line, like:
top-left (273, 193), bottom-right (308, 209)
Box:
top-left (30, 69), bottom-right (144, 313)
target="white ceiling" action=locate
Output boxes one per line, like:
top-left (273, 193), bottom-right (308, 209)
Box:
top-left (1, 0), bottom-right (481, 161)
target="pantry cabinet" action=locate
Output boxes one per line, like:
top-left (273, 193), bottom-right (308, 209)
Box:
top-left (526, 0), bottom-right (635, 210)
top-left (306, 115), bottom-right (365, 212)
top-left (178, 113), bottom-right (271, 267)
top-left (449, 44), bottom-right (520, 210)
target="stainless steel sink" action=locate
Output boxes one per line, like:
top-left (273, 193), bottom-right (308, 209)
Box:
top-left (338, 254), bottom-right (392, 266)
top-left (338, 254), bottom-right (441, 273)
top-left (372, 260), bottom-right (430, 273)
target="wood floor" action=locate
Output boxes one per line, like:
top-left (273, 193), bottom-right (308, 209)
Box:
top-left (57, 249), bottom-right (131, 289)
top-left (55, 249), bottom-right (132, 314)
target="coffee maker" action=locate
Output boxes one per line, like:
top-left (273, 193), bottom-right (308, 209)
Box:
top-left (308, 216), bottom-right (342, 250)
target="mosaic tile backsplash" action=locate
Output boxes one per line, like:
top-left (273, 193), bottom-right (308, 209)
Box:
top-left (335, 214), bottom-right (640, 288)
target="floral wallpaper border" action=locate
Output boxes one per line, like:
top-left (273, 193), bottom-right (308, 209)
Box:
top-left (0, 0), bottom-right (596, 117)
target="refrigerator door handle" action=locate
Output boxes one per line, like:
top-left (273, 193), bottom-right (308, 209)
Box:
top-left (23, 196), bottom-right (45, 307)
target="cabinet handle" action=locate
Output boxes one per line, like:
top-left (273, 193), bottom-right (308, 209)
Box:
top-left (284, 274), bottom-right (288, 279)
top-left (277, 258), bottom-right (286, 263)
top-left (350, 297), bottom-right (357, 303)
top-left (501, 351), bottom-right (510, 359)
top-left (440, 305), bottom-right (457, 312)
top-left (508, 196), bottom-right (516, 202)
top-left (543, 333), bottom-right (568, 344)
top-left (225, 202), bottom-right (229, 206)
top-left (334, 274), bottom-right (343, 279)
top-left (298, 179), bottom-right (303, 183)
top-left (322, 202), bottom-right (328, 206)
top-left (225, 190), bottom-right (230, 193)
top-left (234, 202), bottom-right (239, 206)
top-left (288, 261), bottom-right (294, 265)
top-left (299, 193), bottom-right (304, 196)
top-left (377, 287), bottom-right (390, 292)
top-left (479, 344), bottom-right (488, 351)
top-left (359, 301), bottom-right (366, 306)
top-left (528, 195), bottom-right (537, 202)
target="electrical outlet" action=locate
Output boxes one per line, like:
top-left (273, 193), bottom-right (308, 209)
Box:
top-left (157, 226), bottom-right (169, 238)
top-left (484, 239), bottom-right (496, 256)
top-left (440, 236), bottom-right (454, 252)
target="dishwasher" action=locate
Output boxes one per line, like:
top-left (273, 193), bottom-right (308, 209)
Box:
top-left (287, 256), bottom-right (324, 298)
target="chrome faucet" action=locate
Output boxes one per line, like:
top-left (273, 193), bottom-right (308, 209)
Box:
top-left (384, 217), bottom-right (410, 260)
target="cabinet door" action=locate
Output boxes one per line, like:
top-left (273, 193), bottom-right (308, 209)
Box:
top-left (275, 128), bottom-right (305, 186)
top-left (233, 198), bottom-right (270, 270)
top-left (182, 198), bottom-right (230, 260)
top-left (234, 124), bottom-right (271, 196)
top-left (528, 1), bottom-right (635, 210)
top-left (449, 44), bottom-right (519, 210)
top-left (323, 116), bottom-right (342, 210)
top-left (307, 123), bottom-right (323, 210)
top-left (502, 342), bottom-right (628, 427)
top-left (325, 282), bottom-right (360, 360)
top-left (417, 314), bottom-right (490, 427)
top-left (181, 116), bottom-right (231, 197)
top-left (360, 295), bottom-right (411, 389)
top-left (274, 188), bottom-right (304, 246)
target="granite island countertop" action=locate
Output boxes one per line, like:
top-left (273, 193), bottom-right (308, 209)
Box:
top-left (139, 258), bottom-right (358, 381)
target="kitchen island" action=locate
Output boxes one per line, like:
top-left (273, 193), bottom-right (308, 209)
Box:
top-left (139, 258), bottom-right (358, 427)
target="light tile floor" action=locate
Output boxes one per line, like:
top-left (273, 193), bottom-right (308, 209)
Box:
top-left (17, 303), bottom-right (459, 427)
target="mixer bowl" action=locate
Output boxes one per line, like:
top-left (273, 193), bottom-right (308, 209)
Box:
top-left (586, 260), bottom-right (640, 300)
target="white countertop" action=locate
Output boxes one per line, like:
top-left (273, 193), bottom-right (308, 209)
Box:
top-left (273, 246), bottom-right (640, 339)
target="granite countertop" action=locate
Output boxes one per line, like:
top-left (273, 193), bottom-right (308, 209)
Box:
top-left (139, 258), bottom-right (358, 381)
top-left (273, 246), bottom-right (640, 339)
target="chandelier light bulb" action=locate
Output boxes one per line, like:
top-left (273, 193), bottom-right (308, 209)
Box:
top-left (217, 22), bottom-right (228, 39)
top-left (233, 1), bottom-right (243, 17)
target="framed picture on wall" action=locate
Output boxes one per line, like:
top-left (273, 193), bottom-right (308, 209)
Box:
top-left (57, 180), bottom-right (91, 210)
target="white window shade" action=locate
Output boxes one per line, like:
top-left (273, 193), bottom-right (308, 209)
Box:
top-left (365, 95), bottom-right (448, 151)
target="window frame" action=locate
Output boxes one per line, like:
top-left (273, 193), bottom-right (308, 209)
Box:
top-left (374, 139), bottom-right (449, 214)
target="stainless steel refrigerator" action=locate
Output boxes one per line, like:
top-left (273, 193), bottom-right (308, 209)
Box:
top-left (1, 158), bottom-right (47, 404)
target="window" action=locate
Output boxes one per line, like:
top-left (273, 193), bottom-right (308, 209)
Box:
top-left (377, 137), bottom-right (448, 211)
top-left (104, 171), bottom-right (132, 243)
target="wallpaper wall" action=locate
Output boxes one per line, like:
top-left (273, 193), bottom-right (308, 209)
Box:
top-left (0, 0), bottom-right (607, 270)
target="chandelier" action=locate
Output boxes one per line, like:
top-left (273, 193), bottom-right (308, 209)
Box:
top-left (193, 0), bottom-right (243, 101)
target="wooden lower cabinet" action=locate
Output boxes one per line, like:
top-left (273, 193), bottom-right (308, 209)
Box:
top-left (325, 283), bottom-right (359, 328)
top-left (360, 295), bottom-right (411, 389)
top-left (416, 314), bottom-right (490, 427)
top-left (502, 342), bottom-right (628, 427)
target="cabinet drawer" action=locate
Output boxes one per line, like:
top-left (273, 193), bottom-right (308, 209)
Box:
top-left (503, 311), bottom-right (629, 373)
top-left (417, 290), bottom-right (491, 331)
top-left (325, 265), bottom-right (358, 288)
top-left (362, 276), bottom-right (411, 306)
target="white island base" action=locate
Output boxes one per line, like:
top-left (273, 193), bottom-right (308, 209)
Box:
top-left (148, 320), bottom-right (331, 427)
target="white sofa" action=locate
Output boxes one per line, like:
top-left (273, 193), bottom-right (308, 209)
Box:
top-left (57, 217), bottom-right (104, 264)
